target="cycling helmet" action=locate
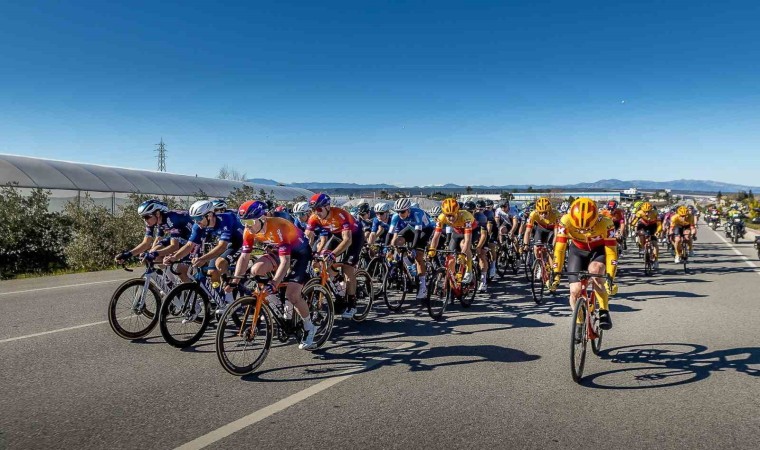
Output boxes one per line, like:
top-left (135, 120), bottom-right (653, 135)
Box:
top-left (374, 202), bottom-right (391, 213)
top-left (429, 206), bottom-right (442, 217)
top-left (410, 202), bottom-right (419, 209)
top-left (394, 198), bottom-right (412, 212)
top-left (640, 202), bottom-right (653, 212)
top-left (457, 201), bottom-right (464, 209)
top-left (137, 199), bottom-right (168, 216)
top-left (463, 201), bottom-right (476, 212)
top-left (441, 198), bottom-right (459, 215)
top-left (189, 200), bottom-right (215, 218)
top-left (357, 202), bottom-right (371, 214)
top-left (485, 199), bottom-right (494, 208)
top-left (475, 200), bottom-right (487, 209)
top-left (293, 201), bottom-right (310, 215)
top-left (211, 199), bottom-right (228, 211)
top-left (309, 193), bottom-right (331, 208)
top-left (677, 205), bottom-right (689, 216)
top-left (607, 200), bottom-right (619, 210)
top-left (568, 198), bottom-right (598, 229)
top-left (535, 197), bottom-right (551, 213)
top-left (238, 200), bottom-right (268, 220)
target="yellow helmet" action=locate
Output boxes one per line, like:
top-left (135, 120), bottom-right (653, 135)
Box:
top-left (568, 198), bottom-right (598, 229)
top-left (677, 205), bottom-right (689, 216)
top-left (640, 202), bottom-right (653, 212)
top-left (535, 197), bottom-right (552, 213)
top-left (441, 198), bottom-right (459, 215)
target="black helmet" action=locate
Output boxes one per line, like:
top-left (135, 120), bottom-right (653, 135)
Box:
top-left (484, 199), bottom-right (494, 207)
top-left (475, 200), bottom-right (486, 209)
top-left (464, 201), bottom-right (476, 211)
top-left (357, 202), bottom-right (370, 214)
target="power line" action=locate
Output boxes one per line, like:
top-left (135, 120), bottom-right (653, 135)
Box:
top-left (155, 138), bottom-right (167, 172)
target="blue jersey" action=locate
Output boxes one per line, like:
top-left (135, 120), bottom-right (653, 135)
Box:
top-left (472, 212), bottom-right (488, 231)
top-left (389, 207), bottom-right (434, 235)
top-left (272, 210), bottom-right (295, 223)
top-left (371, 216), bottom-right (391, 233)
top-left (145, 210), bottom-right (193, 242)
top-left (483, 209), bottom-right (496, 225)
top-left (296, 217), bottom-right (329, 237)
top-left (188, 212), bottom-right (244, 248)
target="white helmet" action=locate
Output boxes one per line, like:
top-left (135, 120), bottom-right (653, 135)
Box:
top-left (293, 201), bottom-right (311, 215)
top-left (374, 202), bottom-right (391, 213)
top-left (394, 198), bottom-right (412, 211)
top-left (137, 199), bottom-right (168, 216)
top-left (429, 206), bottom-right (442, 217)
top-left (189, 200), bottom-right (215, 218)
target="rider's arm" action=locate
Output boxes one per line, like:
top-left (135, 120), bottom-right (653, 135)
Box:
top-left (195, 240), bottom-right (229, 265)
top-left (552, 225), bottom-right (568, 281)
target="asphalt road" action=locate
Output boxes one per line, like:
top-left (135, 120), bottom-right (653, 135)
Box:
top-left (1, 222), bottom-right (759, 450)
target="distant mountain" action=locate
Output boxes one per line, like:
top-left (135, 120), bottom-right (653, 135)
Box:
top-left (289, 182), bottom-right (400, 190)
top-left (565, 179), bottom-right (760, 192)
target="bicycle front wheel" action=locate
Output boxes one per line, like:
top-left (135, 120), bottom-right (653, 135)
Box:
top-left (108, 278), bottom-right (162, 340)
top-left (301, 283), bottom-right (335, 348)
top-left (570, 299), bottom-right (588, 383)
top-left (366, 257), bottom-right (388, 309)
top-left (427, 268), bottom-right (448, 321)
top-left (352, 270), bottom-right (374, 322)
top-left (215, 297), bottom-right (273, 376)
top-left (383, 265), bottom-right (407, 313)
top-left (530, 261), bottom-right (545, 305)
top-left (159, 283), bottom-right (211, 348)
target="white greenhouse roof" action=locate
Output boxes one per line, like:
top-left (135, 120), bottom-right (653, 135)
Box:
top-left (0, 154), bottom-right (313, 200)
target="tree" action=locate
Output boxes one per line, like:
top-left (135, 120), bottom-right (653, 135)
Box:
top-left (717, 191), bottom-right (723, 202)
top-left (292, 195), bottom-right (307, 203)
top-left (526, 186), bottom-right (534, 193)
top-left (379, 190), bottom-right (389, 200)
top-left (737, 190), bottom-right (748, 201)
top-left (749, 190), bottom-right (754, 200)
top-left (500, 191), bottom-right (513, 201)
top-left (465, 186), bottom-right (473, 195)
top-left (217, 165), bottom-right (248, 182)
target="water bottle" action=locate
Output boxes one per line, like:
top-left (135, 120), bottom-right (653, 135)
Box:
top-left (284, 301), bottom-right (294, 320)
top-left (335, 280), bottom-right (347, 297)
top-left (403, 256), bottom-right (417, 278)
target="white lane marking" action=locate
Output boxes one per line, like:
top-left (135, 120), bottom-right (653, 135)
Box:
top-left (0, 320), bottom-right (108, 344)
top-left (174, 341), bottom-right (416, 450)
top-left (709, 227), bottom-right (760, 277)
top-left (0, 279), bottom-right (126, 296)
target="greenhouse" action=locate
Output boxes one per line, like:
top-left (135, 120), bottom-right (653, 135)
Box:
top-left (0, 154), bottom-right (314, 212)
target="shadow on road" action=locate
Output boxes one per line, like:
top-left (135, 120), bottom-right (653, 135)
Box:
top-left (581, 342), bottom-right (760, 390)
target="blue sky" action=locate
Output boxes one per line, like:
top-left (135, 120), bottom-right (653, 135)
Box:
top-left (1, 0), bottom-right (759, 186)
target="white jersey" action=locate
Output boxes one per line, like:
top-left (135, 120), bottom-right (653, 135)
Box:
top-left (495, 206), bottom-right (518, 222)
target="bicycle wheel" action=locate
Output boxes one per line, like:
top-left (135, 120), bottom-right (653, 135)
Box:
top-left (460, 263), bottom-right (478, 308)
top-left (108, 278), bottom-right (162, 340)
top-left (427, 268), bottom-right (448, 320)
top-left (159, 283), bottom-right (211, 348)
top-left (301, 283), bottom-right (335, 348)
top-left (643, 246), bottom-right (653, 276)
top-left (351, 270), bottom-right (374, 322)
top-left (383, 265), bottom-right (407, 313)
top-left (496, 245), bottom-right (509, 277)
top-left (366, 257), bottom-right (388, 308)
top-left (523, 251), bottom-right (535, 281)
top-left (215, 296), bottom-right (273, 376)
top-left (530, 261), bottom-right (545, 305)
top-left (570, 298), bottom-right (588, 383)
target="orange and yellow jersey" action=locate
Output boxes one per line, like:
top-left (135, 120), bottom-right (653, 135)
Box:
top-left (601, 209), bottom-right (626, 225)
top-left (526, 210), bottom-right (560, 231)
top-left (553, 215), bottom-right (618, 279)
top-left (306, 207), bottom-right (360, 235)
top-left (670, 213), bottom-right (695, 229)
top-left (242, 217), bottom-right (307, 256)
top-left (634, 210), bottom-right (663, 233)
top-left (435, 211), bottom-right (475, 235)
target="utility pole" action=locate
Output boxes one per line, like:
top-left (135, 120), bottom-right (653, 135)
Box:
top-left (155, 138), bottom-right (167, 172)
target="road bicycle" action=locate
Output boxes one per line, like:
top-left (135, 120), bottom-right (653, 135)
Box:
top-left (638, 231), bottom-right (657, 276)
top-left (302, 255), bottom-right (374, 322)
top-left (495, 234), bottom-right (519, 276)
top-left (379, 245), bottom-right (423, 312)
top-left (108, 259), bottom-right (181, 340)
top-left (530, 243), bottom-right (553, 305)
top-left (426, 250), bottom-right (478, 320)
top-left (215, 274), bottom-right (334, 376)
top-left (563, 271), bottom-right (611, 383)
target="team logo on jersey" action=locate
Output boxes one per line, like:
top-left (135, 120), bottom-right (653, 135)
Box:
top-left (167, 218), bottom-right (174, 227)
top-left (276, 229), bottom-right (283, 241)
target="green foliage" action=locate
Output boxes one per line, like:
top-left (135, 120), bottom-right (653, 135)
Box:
top-left (500, 191), bottom-right (514, 201)
top-left (225, 185), bottom-right (278, 210)
top-left (0, 184), bottom-right (72, 279)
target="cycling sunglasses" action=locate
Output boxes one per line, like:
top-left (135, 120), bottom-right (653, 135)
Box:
top-left (190, 215), bottom-right (206, 223)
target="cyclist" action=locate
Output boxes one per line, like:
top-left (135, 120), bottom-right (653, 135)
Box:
top-left (477, 200), bottom-right (499, 279)
top-left (227, 200), bottom-right (316, 350)
top-left (115, 199), bottom-right (194, 282)
top-left (353, 202), bottom-right (374, 241)
top-left (164, 199), bottom-right (245, 309)
top-left (367, 202), bottom-right (391, 246)
top-left (211, 199), bottom-right (230, 214)
top-left (523, 197), bottom-right (559, 260)
top-left (671, 205), bottom-right (696, 263)
top-left (464, 201), bottom-right (490, 292)
top-left (305, 193), bottom-right (364, 319)
top-left (428, 198), bottom-right (475, 285)
top-left (633, 202), bottom-right (662, 268)
top-left (387, 198), bottom-right (435, 299)
top-left (292, 201), bottom-right (311, 232)
top-left (601, 200), bottom-right (626, 251)
top-left (495, 200), bottom-right (519, 244)
top-left (551, 198), bottom-right (618, 331)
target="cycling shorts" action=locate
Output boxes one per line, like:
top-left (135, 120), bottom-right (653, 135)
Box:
top-left (636, 223), bottom-right (659, 241)
top-left (566, 244), bottom-right (606, 283)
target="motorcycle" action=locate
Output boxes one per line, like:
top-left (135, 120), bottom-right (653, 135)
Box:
top-left (708, 214), bottom-right (720, 230)
top-left (730, 217), bottom-right (746, 243)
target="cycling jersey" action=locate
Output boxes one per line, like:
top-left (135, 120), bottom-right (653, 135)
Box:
top-left (526, 210), bottom-right (560, 231)
top-left (370, 216), bottom-right (391, 234)
top-left (601, 209), bottom-right (625, 226)
top-left (553, 215), bottom-right (618, 279)
top-left (435, 211), bottom-right (475, 235)
top-left (482, 209), bottom-right (496, 226)
top-left (241, 217), bottom-right (308, 256)
top-left (495, 206), bottom-right (518, 223)
top-left (670, 213), bottom-right (695, 229)
top-left (145, 210), bottom-right (193, 241)
top-left (389, 207), bottom-right (434, 235)
top-left (472, 211), bottom-right (488, 233)
top-left (307, 207), bottom-right (360, 235)
top-left (635, 210), bottom-right (660, 227)
top-left (188, 212), bottom-right (245, 248)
